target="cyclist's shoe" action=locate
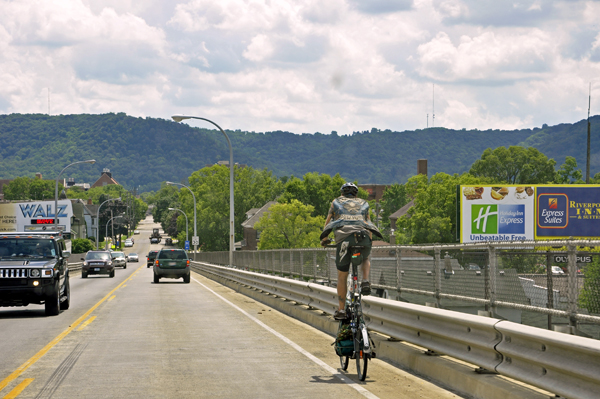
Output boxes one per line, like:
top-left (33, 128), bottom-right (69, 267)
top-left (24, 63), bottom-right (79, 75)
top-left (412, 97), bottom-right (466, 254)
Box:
top-left (333, 309), bottom-right (347, 320)
top-left (361, 281), bottom-right (371, 296)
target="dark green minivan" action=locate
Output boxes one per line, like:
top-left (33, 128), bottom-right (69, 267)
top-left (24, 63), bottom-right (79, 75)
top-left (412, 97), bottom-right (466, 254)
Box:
top-left (153, 249), bottom-right (190, 284)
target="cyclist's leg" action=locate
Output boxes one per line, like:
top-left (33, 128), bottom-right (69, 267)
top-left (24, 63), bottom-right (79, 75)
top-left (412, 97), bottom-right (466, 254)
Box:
top-left (361, 257), bottom-right (370, 281)
top-left (337, 270), bottom-right (348, 310)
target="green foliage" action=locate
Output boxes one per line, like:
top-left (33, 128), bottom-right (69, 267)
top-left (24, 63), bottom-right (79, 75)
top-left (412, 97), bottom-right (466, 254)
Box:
top-left (398, 173), bottom-right (483, 244)
top-left (7, 113), bottom-right (594, 192)
top-left (279, 172), bottom-right (363, 217)
top-left (255, 200), bottom-right (325, 249)
top-left (4, 177), bottom-right (60, 200)
top-left (555, 156), bottom-right (584, 184)
top-left (580, 259), bottom-right (600, 314)
top-left (469, 146), bottom-right (557, 184)
top-left (71, 238), bottom-right (94, 254)
top-left (377, 183), bottom-right (408, 240)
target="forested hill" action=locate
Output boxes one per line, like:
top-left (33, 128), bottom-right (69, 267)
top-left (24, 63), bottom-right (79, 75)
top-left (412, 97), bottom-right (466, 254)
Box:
top-left (1, 113), bottom-right (599, 192)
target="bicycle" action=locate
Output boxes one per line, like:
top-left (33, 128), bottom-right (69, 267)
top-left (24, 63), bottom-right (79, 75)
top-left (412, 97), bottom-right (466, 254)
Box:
top-left (326, 241), bottom-right (376, 381)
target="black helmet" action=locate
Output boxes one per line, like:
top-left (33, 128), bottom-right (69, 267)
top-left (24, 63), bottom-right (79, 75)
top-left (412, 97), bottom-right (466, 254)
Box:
top-left (340, 182), bottom-right (358, 196)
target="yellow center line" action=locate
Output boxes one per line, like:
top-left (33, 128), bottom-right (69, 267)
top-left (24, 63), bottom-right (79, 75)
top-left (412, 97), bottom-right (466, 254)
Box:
top-left (0, 264), bottom-right (145, 393)
top-left (76, 316), bottom-right (97, 331)
top-left (108, 295), bottom-right (116, 301)
top-left (2, 378), bottom-right (33, 399)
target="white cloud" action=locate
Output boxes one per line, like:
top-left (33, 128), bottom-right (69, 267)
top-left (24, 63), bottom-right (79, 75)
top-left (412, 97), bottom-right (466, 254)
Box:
top-left (0, 0), bottom-right (599, 136)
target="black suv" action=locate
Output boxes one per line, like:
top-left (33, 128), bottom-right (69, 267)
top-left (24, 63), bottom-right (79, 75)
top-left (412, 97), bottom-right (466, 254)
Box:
top-left (0, 232), bottom-right (71, 316)
top-left (147, 250), bottom-right (158, 268)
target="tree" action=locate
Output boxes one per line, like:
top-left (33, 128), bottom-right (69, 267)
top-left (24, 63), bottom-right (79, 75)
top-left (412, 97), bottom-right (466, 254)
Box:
top-left (469, 146), bottom-right (556, 184)
top-left (279, 172), bottom-right (366, 218)
top-left (182, 165), bottom-right (284, 251)
top-left (4, 177), bottom-right (62, 201)
top-left (398, 173), bottom-right (483, 244)
top-left (377, 183), bottom-right (408, 240)
top-left (72, 238), bottom-right (94, 254)
top-left (579, 259), bottom-right (600, 314)
top-left (555, 156), bottom-right (584, 184)
top-left (255, 200), bottom-right (325, 249)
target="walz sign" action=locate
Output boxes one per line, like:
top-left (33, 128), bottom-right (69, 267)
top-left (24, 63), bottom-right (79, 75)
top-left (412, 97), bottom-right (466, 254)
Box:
top-left (553, 255), bottom-right (593, 263)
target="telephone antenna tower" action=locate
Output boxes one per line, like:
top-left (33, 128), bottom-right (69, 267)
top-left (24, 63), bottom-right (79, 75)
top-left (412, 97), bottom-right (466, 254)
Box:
top-left (432, 84), bottom-right (435, 128)
top-left (586, 82), bottom-right (592, 183)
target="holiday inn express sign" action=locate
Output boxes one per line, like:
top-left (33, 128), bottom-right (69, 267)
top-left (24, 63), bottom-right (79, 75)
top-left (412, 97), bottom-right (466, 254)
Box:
top-left (459, 185), bottom-right (600, 242)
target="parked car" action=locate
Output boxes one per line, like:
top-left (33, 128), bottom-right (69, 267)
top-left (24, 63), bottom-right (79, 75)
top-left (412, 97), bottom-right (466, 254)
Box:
top-left (551, 266), bottom-right (565, 275)
top-left (153, 249), bottom-right (190, 283)
top-left (147, 250), bottom-right (158, 268)
top-left (127, 253), bottom-right (139, 262)
top-left (124, 239), bottom-right (133, 247)
top-left (82, 250), bottom-right (115, 278)
top-left (134, 230), bottom-right (140, 235)
top-left (111, 251), bottom-right (127, 269)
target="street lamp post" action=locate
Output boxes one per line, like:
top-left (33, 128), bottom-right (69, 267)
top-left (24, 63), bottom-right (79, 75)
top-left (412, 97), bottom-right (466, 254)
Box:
top-left (166, 181), bottom-right (197, 260)
top-left (105, 215), bottom-right (124, 250)
top-left (168, 207), bottom-right (189, 247)
top-left (55, 159), bottom-right (96, 232)
top-left (171, 115), bottom-right (234, 267)
top-left (96, 197), bottom-right (121, 249)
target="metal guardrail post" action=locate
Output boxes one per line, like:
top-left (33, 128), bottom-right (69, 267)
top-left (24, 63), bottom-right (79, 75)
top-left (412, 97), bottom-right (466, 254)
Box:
top-left (488, 245), bottom-right (497, 313)
top-left (396, 247), bottom-right (402, 299)
top-left (313, 251), bottom-right (317, 282)
top-left (434, 247), bottom-right (441, 307)
top-left (567, 244), bottom-right (578, 329)
top-left (326, 248), bottom-right (331, 285)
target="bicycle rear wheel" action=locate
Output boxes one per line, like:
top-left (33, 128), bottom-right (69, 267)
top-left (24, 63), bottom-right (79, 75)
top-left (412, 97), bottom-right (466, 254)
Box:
top-left (354, 330), bottom-right (368, 381)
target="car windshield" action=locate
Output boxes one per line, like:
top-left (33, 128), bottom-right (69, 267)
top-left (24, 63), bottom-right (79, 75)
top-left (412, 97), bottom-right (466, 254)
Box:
top-left (86, 252), bottom-right (110, 260)
top-left (112, 252), bottom-right (125, 258)
top-left (128, 253), bottom-right (137, 257)
top-left (158, 250), bottom-right (187, 260)
top-left (0, 238), bottom-right (56, 258)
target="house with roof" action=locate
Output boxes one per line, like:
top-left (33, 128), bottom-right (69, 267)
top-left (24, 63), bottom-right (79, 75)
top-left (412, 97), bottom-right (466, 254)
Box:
top-left (91, 168), bottom-right (119, 188)
top-left (240, 201), bottom-right (277, 250)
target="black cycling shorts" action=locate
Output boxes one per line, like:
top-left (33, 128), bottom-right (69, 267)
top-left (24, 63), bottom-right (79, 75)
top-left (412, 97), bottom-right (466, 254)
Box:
top-left (335, 231), bottom-right (372, 272)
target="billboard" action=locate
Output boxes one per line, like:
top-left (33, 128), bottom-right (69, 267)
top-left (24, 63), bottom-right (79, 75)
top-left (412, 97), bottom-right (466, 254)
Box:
top-left (0, 200), bottom-right (73, 233)
top-left (460, 186), bottom-right (535, 242)
top-left (460, 185), bottom-right (600, 242)
top-left (535, 186), bottom-right (600, 239)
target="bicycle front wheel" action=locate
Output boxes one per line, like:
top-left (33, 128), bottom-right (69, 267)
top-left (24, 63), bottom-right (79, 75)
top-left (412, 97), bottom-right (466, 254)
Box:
top-left (354, 331), bottom-right (368, 381)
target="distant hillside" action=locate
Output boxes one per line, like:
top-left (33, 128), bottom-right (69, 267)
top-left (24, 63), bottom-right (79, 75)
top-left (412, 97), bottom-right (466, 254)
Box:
top-left (1, 113), bottom-right (598, 192)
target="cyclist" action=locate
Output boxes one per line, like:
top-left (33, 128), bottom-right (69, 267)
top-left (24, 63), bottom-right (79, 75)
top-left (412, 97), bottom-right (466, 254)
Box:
top-left (320, 182), bottom-right (382, 320)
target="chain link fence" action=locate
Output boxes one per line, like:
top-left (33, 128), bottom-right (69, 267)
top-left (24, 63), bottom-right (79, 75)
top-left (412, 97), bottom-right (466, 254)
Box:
top-left (195, 240), bottom-right (600, 339)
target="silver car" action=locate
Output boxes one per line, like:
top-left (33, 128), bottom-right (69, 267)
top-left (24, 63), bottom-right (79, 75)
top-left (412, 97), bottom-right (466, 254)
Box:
top-left (127, 253), bottom-right (139, 262)
top-left (111, 251), bottom-right (127, 269)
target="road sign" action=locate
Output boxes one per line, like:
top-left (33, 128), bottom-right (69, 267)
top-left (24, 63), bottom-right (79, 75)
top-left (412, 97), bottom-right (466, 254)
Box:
top-left (192, 236), bottom-right (199, 246)
top-left (184, 241), bottom-right (190, 250)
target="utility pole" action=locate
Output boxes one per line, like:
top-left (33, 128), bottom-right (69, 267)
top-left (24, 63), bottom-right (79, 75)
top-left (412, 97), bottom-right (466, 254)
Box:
top-left (586, 83), bottom-right (592, 184)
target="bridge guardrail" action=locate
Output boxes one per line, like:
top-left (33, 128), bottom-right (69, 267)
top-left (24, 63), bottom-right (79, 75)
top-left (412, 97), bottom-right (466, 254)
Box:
top-left (68, 261), bottom-right (83, 272)
top-left (192, 261), bottom-right (600, 399)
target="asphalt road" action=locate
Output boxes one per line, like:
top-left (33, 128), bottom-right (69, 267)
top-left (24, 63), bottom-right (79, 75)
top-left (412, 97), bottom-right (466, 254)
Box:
top-left (0, 217), bottom-right (461, 399)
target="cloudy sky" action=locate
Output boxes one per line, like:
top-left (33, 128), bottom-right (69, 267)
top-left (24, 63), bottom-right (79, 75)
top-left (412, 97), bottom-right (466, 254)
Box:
top-left (1, 0), bottom-right (599, 135)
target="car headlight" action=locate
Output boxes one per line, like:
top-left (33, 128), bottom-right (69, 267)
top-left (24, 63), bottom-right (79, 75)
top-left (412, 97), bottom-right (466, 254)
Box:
top-left (30, 269), bottom-right (40, 278)
top-left (83, 261), bottom-right (88, 266)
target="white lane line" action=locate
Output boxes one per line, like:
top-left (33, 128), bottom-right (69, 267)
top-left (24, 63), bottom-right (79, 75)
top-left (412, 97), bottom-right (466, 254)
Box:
top-left (192, 276), bottom-right (380, 399)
